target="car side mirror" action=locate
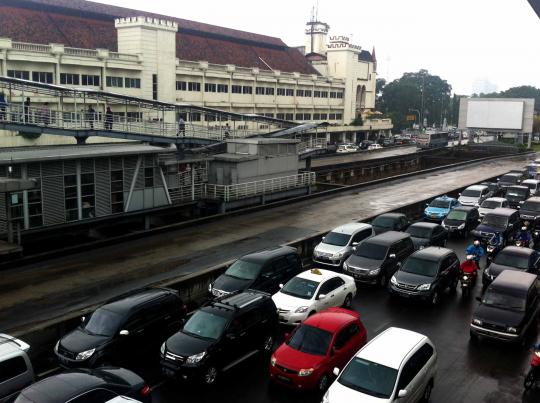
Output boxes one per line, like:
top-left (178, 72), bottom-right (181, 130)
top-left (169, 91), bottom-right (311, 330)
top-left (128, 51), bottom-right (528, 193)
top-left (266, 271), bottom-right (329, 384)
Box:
top-left (458, 193), bottom-right (462, 196)
top-left (81, 316), bottom-right (86, 323)
top-left (352, 242), bottom-right (359, 246)
top-left (279, 283), bottom-right (284, 289)
top-left (389, 254), bottom-right (396, 259)
top-left (497, 178), bottom-right (500, 181)
top-left (318, 294), bottom-right (327, 300)
top-left (352, 246), bottom-right (357, 252)
top-left (322, 236), bottom-right (326, 242)
top-left (119, 330), bottom-right (130, 336)
top-left (397, 389), bottom-right (408, 398)
top-left (333, 367), bottom-right (340, 377)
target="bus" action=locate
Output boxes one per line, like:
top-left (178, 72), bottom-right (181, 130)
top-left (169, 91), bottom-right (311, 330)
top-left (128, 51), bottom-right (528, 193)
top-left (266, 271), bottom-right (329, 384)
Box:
top-left (416, 131), bottom-right (449, 149)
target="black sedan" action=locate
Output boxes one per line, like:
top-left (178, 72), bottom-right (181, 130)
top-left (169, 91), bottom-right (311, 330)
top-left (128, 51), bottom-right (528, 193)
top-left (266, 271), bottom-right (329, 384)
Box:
top-left (14, 368), bottom-right (151, 403)
top-left (372, 213), bottom-right (410, 234)
top-left (482, 246), bottom-right (540, 288)
top-left (442, 206), bottom-right (480, 237)
top-left (406, 222), bottom-right (448, 249)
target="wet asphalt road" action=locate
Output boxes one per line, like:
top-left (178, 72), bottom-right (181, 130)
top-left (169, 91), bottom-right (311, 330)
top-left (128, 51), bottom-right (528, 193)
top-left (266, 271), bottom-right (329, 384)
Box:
top-left (143, 236), bottom-right (540, 403)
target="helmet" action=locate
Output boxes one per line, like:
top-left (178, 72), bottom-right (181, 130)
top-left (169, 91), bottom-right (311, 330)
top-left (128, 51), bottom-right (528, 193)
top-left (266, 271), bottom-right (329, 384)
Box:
top-left (466, 255), bottom-right (474, 261)
top-left (522, 226), bottom-right (528, 231)
top-left (473, 240), bottom-right (480, 247)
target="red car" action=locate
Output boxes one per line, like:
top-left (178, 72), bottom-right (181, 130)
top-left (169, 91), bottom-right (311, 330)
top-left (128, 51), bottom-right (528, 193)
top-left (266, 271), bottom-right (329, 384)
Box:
top-left (269, 307), bottom-right (367, 391)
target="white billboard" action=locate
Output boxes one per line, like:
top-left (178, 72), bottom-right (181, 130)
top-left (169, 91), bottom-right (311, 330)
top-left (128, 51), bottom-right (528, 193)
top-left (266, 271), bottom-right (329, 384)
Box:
top-left (466, 100), bottom-right (524, 130)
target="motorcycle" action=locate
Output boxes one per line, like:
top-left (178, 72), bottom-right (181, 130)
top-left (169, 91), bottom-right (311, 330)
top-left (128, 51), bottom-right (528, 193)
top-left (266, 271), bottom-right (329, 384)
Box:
top-left (459, 270), bottom-right (477, 298)
top-left (486, 237), bottom-right (503, 263)
top-left (515, 239), bottom-right (531, 248)
top-left (524, 347), bottom-right (540, 391)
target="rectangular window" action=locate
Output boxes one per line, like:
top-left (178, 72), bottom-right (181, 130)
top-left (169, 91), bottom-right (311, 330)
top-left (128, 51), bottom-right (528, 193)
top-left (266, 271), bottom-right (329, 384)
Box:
top-left (313, 113), bottom-right (321, 120)
top-left (285, 113), bottom-right (294, 120)
top-left (264, 113), bottom-right (274, 118)
top-left (304, 90), bottom-right (312, 97)
top-left (9, 192), bottom-right (24, 230)
top-left (152, 74), bottom-right (158, 100)
top-left (296, 89), bottom-right (305, 97)
top-left (81, 75), bottom-right (99, 86)
top-left (27, 182), bottom-right (43, 228)
top-left (276, 113), bottom-right (285, 120)
top-left (126, 112), bottom-right (142, 122)
top-left (176, 81), bottom-right (187, 91)
top-left (204, 83), bottom-right (217, 92)
top-left (329, 113), bottom-right (337, 120)
top-left (188, 82), bottom-right (201, 92)
top-left (295, 113), bottom-right (304, 120)
top-left (125, 78), bottom-right (141, 89)
top-left (106, 76), bottom-right (123, 88)
top-left (217, 84), bottom-right (228, 93)
top-left (335, 113), bottom-right (343, 120)
top-left (336, 92), bottom-right (344, 99)
top-left (265, 87), bottom-right (275, 96)
top-left (60, 73), bottom-right (79, 85)
top-left (320, 113), bottom-right (328, 120)
top-left (189, 112), bottom-right (201, 122)
top-left (232, 85), bottom-right (242, 94)
top-left (277, 88), bottom-right (286, 96)
top-left (304, 113), bottom-right (312, 120)
top-left (314, 90), bottom-right (321, 98)
top-left (330, 92), bottom-right (337, 99)
top-left (7, 70), bottom-right (30, 80)
top-left (81, 173), bottom-right (95, 219)
top-left (286, 89), bottom-right (294, 96)
top-left (110, 170), bottom-right (124, 214)
top-left (321, 91), bottom-right (328, 98)
top-left (32, 71), bottom-right (53, 84)
top-left (64, 174), bottom-right (78, 222)
top-left (0, 356), bottom-right (27, 383)
top-left (204, 114), bottom-right (217, 122)
top-left (255, 87), bottom-right (265, 95)
top-left (242, 86), bottom-right (253, 94)
top-left (144, 167), bottom-right (154, 188)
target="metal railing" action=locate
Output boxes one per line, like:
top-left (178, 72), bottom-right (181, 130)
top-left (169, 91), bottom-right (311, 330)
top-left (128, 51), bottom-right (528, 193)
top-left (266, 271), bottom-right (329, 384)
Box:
top-left (204, 172), bottom-right (316, 202)
top-left (297, 138), bottom-right (327, 154)
top-left (0, 104), bottom-right (265, 141)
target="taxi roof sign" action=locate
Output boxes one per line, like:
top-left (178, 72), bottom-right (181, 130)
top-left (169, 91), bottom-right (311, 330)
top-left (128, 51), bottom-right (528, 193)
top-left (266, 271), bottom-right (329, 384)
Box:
top-left (311, 268), bottom-right (323, 275)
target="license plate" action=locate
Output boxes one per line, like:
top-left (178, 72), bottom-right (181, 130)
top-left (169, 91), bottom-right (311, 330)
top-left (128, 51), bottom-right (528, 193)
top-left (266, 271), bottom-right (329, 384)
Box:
top-left (277, 375), bottom-right (290, 383)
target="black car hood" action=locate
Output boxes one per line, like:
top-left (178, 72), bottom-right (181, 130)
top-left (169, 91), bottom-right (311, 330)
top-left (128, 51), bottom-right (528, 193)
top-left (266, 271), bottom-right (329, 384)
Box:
top-left (213, 274), bottom-right (253, 293)
top-left (394, 270), bottom-right (434, 286)
top-left (373, 226), bottom-right (392, 235)
top-left (474, 304), bottom-right (524, 328)
top-left (166, 331), bottom-right (215, 357)
top-left (488, 263), bottom-right (524, 277)
top-left (443, 219), bottom-right (465, 226)
top-left (520, 209), bottom-right (540, 218)
top-left (475, 223), bottom-right (504, 235)
top-left (347, 255), bottom-right (383, 269)
top-left (60, 328), bottom-right (110, 353)
top-left (410, 237), bottom-right (430, 247)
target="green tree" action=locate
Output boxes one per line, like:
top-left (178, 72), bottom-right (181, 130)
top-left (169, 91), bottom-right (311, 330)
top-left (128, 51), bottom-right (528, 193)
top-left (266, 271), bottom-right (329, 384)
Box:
top-left (474, 85), bottom-right (540, 114)
top-left (534, 116), bottom-right (540, 134)
top-left (379, 70), bottom-right (452, 131)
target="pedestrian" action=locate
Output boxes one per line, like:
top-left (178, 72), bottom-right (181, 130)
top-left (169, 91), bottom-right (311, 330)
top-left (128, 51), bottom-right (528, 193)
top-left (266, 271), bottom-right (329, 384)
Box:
top-left (177, 116), bottom-right (185, 136)
top-left (86, 105), bottom-right (96, 129)
top-left (39, 102), bottom-right (50, 126)
top-left (0, 92), bottom-right (8, 121)
top-left (24, 97), bottom-right (31, 123)
top-left (105, 106), bottom-right (113, 131)
top-left (224, 123), bottom-right (231, 139)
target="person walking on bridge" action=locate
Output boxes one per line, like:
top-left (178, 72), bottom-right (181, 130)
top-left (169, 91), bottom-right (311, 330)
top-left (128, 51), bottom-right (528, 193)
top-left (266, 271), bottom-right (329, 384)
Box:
top-left (177, 116), bottom-right (186, 137)
top-left (105, 106), bottom-right (113, 131)
top-left (86, 105), bottom-right (96, 130)
top-left (24, 97), bottom-right (31, 123)
top-left (0, 92), bottom-right (8, 121)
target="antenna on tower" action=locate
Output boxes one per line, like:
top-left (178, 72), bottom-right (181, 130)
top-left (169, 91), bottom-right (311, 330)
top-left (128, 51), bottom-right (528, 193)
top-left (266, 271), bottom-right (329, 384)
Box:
top-left (315, 0), bottom-right (319, 21)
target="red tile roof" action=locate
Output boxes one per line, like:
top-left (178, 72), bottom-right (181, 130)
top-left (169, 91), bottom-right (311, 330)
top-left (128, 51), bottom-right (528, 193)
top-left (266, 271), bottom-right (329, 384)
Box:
top-left (0, 0), bottom-right (319, 75)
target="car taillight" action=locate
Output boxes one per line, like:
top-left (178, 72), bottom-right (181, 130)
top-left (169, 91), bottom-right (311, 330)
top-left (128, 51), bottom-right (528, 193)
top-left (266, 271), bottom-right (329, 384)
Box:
top-left (140, 385), bottom-right (151, 397)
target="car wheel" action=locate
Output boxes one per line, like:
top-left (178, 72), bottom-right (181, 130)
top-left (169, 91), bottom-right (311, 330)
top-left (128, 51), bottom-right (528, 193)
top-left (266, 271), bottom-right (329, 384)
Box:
top-left (422, 381), bottom-right (433, 402)
top-left (262, 334), bottom-right (274, 353)
top-left (469, 331), bottom-right (479, 344)
top-left (430, 291), bottom-right (439, 305)
top-left (379, 273), bottom-right (388, 288)
top-left (203, 366), bottom-right (218, 385)
top-left (342, 293), bottom-right (352, 308)
top-left (317, 373), bottom-right (330, 392)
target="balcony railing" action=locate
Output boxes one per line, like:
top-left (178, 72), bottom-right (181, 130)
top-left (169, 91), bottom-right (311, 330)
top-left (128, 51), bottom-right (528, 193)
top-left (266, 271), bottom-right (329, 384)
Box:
top-left (64, 47), bottom-right (99, 58)
top-left (12, 42), bottom-right (51, 53)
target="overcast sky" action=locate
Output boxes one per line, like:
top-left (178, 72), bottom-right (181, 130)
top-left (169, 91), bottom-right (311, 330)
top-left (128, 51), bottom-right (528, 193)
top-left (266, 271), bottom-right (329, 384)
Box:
top-left (98, 0), bottom-right (539, 95)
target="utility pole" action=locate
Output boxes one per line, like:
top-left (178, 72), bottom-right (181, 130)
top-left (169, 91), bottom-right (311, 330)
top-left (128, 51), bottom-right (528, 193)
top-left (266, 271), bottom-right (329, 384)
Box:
top-left (420, 73), bottom-right (425, 130)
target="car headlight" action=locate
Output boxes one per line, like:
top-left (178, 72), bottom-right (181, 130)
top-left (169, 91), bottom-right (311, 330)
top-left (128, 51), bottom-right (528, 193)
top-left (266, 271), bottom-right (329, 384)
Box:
top-left (322, 390), bottom-right (330, 403)
top-left (333, 251), bottom-right (344, 259)
top-left (519, 201), bottom-right (525, 204)
top-left (507, 327), bottom-right (517, 334)
top-left (390, 275), bottom-right (398, 285)
top-left (458, 223), bottom-right (465, 230)
top-left (270, 355), bottom-right (277, 367)
top-left (54, 341), bottom-right (59, 354)
top-left (368, 268), bottom-right (381, 276)
top-left (417, 283), bottom-right (431, 291)
top-left (473, 319), bottom-right (482, 326)
top-left (298, 368), bottom-right (314, 377)
top-left (343, 262), bottom-right (349, 270)
top-left (295, 306), bottom-right (309, 313)
top-left (462, 275), bottom-right (469, 281)
top-left (160, 342), bottom-right (166, 356)
top-left (75, 348), bottom-right (95, 361)
top-left (186, 351), bottom-right (206, 364)
top-left (313, 249), bottom-right (320, 257)
top-left (208, 283), bottom-right (213, 293)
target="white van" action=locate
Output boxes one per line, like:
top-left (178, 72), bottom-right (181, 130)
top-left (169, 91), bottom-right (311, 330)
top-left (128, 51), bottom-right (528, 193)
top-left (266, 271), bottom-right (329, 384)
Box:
top-left (0, 334), bottom-right (34, 402)
top-left (324, 327), bottom-right (437, 403)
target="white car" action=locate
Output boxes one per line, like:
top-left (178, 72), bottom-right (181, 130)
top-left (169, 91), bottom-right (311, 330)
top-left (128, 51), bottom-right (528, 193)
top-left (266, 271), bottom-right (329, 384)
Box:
top-left (324, 327), bottom-right (437, 403)
top-left (458, 184), bottom-right (489, 207)
top-left (367, 143), bottom-right (382, 151)
top-left (313, 223), bottom-right (375, 268)
top-left (272, 268), bottom-right (356, 325)
top-left (478, 197), bottom-right (509, 218)
top-left (337, 144), bottom-right (359, 153)
top-left (106, 397), bottom-right (142, 403)
top-left (523, 179), bottom-right (540, 196)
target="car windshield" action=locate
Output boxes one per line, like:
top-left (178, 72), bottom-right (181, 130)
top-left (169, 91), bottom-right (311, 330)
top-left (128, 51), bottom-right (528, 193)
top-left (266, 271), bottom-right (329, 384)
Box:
top-left (402, 256), bottom-right (439, 277)
top-left (487, 184), bottom-right (499, 192)
top-left (481, 200), bottom-right (501, 209)
top-left (280, 277), bottom-right (320, 300)
top-left (506, 188), bottom-right (527, 197)
top-left (225, 259), bottom-right (263, 281)
top-left (500, 175), bottom-right (518, 184)
top-left (287, 324), bottom-right (332, 356)
top-left (482, 215), bottom-right (508, 228)
top-left (406, 226), bottom-right (432, 238)
top-left (83, 308), bottom-right (123, 337)
top-left (183, 310), bottom-right (228, 340)
top-left (462, 189), bottom-right (481, 197)
top-left (493, 253), bottom-right (530, 270)
top-left (525, 183), bottom-right (538, 191)
top-left (429, 199), bottom-right (450, 208)
top-left (522, 201), bottom-right (540, 212)
top-left (446, 210), bottom-right (467, 221)
top-left (338, 357), bottom-right (398, 399)
top-left (482, 290), bottom-right (526, 312)
top-left (323, 231), bottom-right (352, 247)
top-left (373, 216), bottom-right (397, 229)
top-left (355, 242), bottom-right (388, 260)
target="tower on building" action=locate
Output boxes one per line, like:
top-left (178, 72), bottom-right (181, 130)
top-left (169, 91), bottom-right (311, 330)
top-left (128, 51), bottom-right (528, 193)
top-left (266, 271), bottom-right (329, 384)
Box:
top-left (305, 16), bottom-right (329, 56)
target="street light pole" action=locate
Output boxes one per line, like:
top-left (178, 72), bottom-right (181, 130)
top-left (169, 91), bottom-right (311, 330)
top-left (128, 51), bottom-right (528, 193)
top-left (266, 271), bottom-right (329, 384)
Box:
top-left (420, 73), bottom-right (425, 130)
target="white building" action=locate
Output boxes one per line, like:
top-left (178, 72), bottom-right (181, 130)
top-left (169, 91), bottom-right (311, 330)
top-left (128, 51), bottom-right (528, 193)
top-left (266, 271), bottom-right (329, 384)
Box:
top-left (0, 0), bottom-right (391, 147)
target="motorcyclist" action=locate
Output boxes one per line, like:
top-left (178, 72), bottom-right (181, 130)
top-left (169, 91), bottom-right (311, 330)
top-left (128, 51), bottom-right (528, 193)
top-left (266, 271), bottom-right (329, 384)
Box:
top-left (460, 255), bottom-right (478, 274)
top-left (465, 240), bottom-right (485, 269)
top-left (516, 226), bottom-right (533, 247)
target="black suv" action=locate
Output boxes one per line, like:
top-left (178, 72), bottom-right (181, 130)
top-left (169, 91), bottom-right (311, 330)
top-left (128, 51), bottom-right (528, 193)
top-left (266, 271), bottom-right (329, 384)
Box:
top-left (505, 185), bottom-right (530, 209)
top-left (343, 231), bottom-right (414, 287)
top-left (482, 246), bottom-right (540, 288)
top-left (389, 247), bottom-right (460, 305)
top-left (371, 213), bottom-right (410, 234)
top-left (519, 196), bottom-right (540, 226)
top-left (161, 290), bottom-right (278, 385)
top-left (472, 208), bottom-right (520, 243)
top-left (442, 206), bottom-right (480, 237)
top-left (498, 172), bottom-right (524, 189)
top-left (209, 246), bottom-right (302, 298)
top-left (471, 270), bottom-right (539, 344)
top-left (406, 222), bottom-right (448, 249)
top-left (55, 288), bottom-right (186, 368)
